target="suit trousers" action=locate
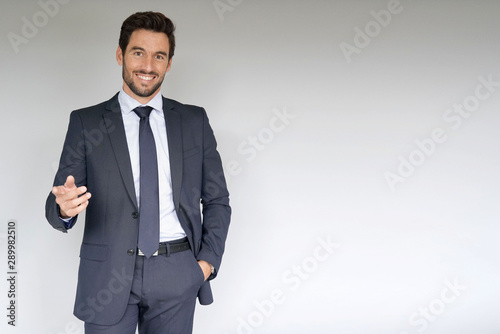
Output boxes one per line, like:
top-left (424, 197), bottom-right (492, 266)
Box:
top-left (84, 249), bottom-right (206, 334)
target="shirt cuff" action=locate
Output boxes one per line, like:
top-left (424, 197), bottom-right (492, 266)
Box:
top-left (58, 208), bottom-right (75, 229)
top-left (60, 216), bottom-right (75, 229)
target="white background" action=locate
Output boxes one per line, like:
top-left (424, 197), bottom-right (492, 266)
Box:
top-left (1, 1), bottom-right (499, 333)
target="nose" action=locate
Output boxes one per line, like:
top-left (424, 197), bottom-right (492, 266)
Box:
top-left (141, 55), bottom-right (155, 73)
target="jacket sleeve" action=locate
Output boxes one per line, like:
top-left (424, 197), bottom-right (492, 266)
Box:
top-left (45, 110), bottom-right (88, 232)
top-left (196, 108), bottom-right (231, 278)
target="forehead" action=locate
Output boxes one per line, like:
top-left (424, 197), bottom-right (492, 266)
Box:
top-left (127, 29), bottom-right (170, 53)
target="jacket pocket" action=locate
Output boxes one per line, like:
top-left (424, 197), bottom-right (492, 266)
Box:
top-left (79, 243), bottom-right (108, 262)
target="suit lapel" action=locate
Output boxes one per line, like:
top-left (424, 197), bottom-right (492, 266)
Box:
top-left (103, 94), bottom-right (138, 209)
top-left (163, 97), bottom-right (183, 211)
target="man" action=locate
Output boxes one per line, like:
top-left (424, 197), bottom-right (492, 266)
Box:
top-left (45, 11), bottom-right (231, 334)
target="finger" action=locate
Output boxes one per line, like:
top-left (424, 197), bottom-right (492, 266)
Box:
top-left (56, 187), bottom-right (90, 208)
top-left (52, 185), bottom-right (68, 198)
top-left (64, 175), bottom-right (76, 189)
top-left (68, 192), bottom-right (91, 208)
top-left (66, 199), bottom-right (90, 217)
top-left (52, 175), bottom-right (78, 197)
top-left (54, 184), bottom-right (87, 202)
top-left (60, 192), bottom-right (91, 214)
top-left (51, 186), bottom-right (60, 195)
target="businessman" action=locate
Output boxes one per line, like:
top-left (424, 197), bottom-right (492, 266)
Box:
top-left (45, 11), bottom-right (231, 334)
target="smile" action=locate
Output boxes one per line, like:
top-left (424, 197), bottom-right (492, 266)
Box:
top-left (136, 74), bottom-right (155, 81)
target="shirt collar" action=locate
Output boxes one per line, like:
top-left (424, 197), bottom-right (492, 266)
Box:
top-left (118, 89), bottom-right (163, 116)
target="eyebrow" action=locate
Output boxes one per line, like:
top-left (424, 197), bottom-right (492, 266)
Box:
top-left (130, 46), bottom-right (146, 52)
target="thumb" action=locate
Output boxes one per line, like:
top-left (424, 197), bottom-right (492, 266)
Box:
top-left (51, 186), bottom-right (59, 195)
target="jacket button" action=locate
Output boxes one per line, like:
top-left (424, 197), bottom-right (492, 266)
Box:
top-left (131, 212), bottom-right (139, 219)
top-left (127, 249), bottom-right (135, 256)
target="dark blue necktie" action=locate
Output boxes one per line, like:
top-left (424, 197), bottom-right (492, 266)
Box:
top-left (133, 106), bottom-right (159, 258)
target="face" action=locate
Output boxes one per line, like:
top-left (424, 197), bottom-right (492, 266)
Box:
top-left (116, 29), bottom-right (172, 103)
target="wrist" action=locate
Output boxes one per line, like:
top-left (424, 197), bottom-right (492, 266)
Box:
top-left (57, 205), bottom-right (71, 219)
top-left (198, 260), bottom-right (215, 280)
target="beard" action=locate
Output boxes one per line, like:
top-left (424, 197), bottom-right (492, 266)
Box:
top-left (122, 59), bottom-right (165, 98)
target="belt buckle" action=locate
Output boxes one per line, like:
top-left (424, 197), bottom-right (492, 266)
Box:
top-left (137, 249), bottom-right (159, 256)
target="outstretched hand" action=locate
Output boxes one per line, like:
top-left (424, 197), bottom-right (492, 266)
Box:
top-left (52, 175), bottom-right (91, 219)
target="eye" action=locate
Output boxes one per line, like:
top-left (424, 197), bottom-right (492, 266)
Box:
top-left (133, 51), bottom-right (143, 57)
top-left (155, 54), bottom-right (165, 60)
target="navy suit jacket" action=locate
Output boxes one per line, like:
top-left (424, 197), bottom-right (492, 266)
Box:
top-left (45, 93), bottom-right (231, 325)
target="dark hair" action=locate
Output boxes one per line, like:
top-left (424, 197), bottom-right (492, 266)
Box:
top-left (119, 11), bottom-right (176, 60)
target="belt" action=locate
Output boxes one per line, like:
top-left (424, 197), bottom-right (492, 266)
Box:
top-left (137, 237), bottom-right (190, 256)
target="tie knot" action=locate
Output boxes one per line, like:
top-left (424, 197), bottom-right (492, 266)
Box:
top-left (133, 106), bottom-right (153, 119)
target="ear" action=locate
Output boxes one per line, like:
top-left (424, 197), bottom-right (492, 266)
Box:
top-left (116, 46), bottom-right (123, 66)
top-left (166, 58), bottom-right (173, 73)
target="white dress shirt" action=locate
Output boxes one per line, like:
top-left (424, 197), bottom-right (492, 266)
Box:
top-left (118, 89), bottom-right (186, 242)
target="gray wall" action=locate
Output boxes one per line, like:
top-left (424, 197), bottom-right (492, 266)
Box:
top-left (1, 0), bottom-right (499, 333)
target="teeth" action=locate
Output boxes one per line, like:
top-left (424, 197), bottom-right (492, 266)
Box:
top-left (138, 75), bottom-right (153, 81)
